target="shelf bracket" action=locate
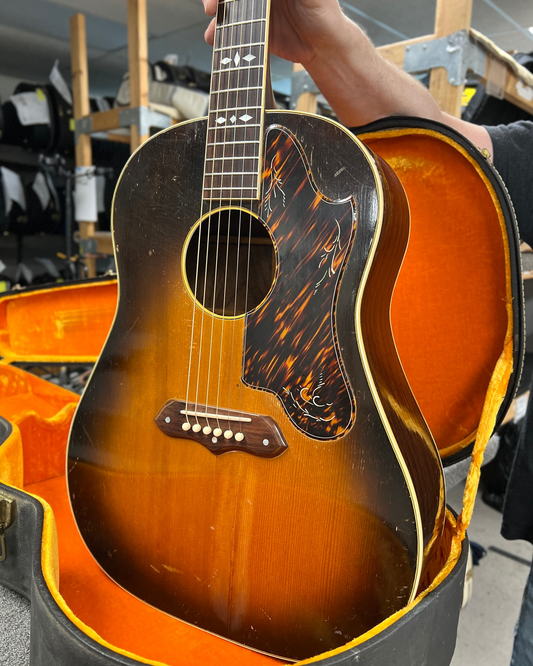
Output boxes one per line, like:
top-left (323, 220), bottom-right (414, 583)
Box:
top-left (403, 29), bottom-right (487, 86)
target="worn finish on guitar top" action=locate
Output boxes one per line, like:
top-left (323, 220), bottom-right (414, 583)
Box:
top-left (68, 112), bottom-right (444, 661)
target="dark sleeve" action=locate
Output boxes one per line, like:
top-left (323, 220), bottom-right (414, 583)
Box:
top-left (486, 121), bottom-right (533, 247)
top-left (489, 122), bottom-right (533, 544)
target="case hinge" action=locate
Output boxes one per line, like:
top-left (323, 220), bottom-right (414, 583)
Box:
top-left (0, 496), bottom-right (15, 562)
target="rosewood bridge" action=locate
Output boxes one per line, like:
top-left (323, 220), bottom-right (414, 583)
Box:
top-left (155, 400), bottom-right (288, 457)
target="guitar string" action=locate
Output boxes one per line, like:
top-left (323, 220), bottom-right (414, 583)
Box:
top-left (211, 0), bottom-right (260, 442)
top-left (231, 0), bottom-right (263, 439)
top-left (184, 0), bottom-right (227, 434)
top-left (220, 0), bottom-right (257, 438)
top-left (204, 0), bottom-right (234, 437)
top-left (212, 0), bottom-right (237, 441)
top-left (207, 0), bottom-right (239, 438)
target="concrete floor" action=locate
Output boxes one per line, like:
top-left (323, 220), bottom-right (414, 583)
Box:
top-left (449, 484), bottom-right (533, 666)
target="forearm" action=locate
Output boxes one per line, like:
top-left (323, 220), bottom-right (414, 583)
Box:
top-left (302, 18), bottom-right (441, 126)
top-left (302, 17), bottom-right (493, 154)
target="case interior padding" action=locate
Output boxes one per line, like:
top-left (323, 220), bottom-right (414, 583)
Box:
top-left (0, 280), bottom-right (117, 363)
top-left (361, 128), bottom-right (514, 459)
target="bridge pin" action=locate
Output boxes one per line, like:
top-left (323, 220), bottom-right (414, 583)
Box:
top-left (235, 432), bottom-right (244, 442)
top-left (182, 422), bottom-right (191, 431)
top-left (203, 426), bottom-right (212, 435)
top-left (192, 423), bottom-right (202, 433)
top-left (213, 428), bottom-right (223, 437)
top-left (224, 430), bottom-right (233, 440)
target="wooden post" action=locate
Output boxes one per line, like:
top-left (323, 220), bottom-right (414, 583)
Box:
top-left (128, 0), bottom-right (149, 151)
top-left (293, 63), bottom-right (318, 114)
top-left (429, 0), bottom-right (473, 117)
top-left (70, 13), bottom-right (96, 277)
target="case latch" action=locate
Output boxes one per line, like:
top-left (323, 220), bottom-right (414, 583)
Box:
top-left (0, 496), bottom-right (15, 562)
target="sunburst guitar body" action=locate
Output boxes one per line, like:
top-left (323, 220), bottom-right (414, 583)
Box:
top-left (67, 0), bottom-right (445, 661)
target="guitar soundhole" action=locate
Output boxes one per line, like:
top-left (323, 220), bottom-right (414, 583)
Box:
top-left (184, 208), bottom-right (275, 317)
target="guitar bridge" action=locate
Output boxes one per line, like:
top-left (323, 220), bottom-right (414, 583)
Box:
top-left (154, 400), bottom-right (288, 458)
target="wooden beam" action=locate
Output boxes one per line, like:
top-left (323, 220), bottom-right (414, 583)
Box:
top-left (429, 0), bottom-right (473, 116)
top-left (90, 108), bottom-right (122, 133)
top-left (128, 0), bottom-right (149, 151)
top-left (70, 13), bottom-right (96, 277)
top-left (293, 63), bottom-right (318, 114)
top-left (70, 14), bottom-right (92, 167)
top-left (478, 65), bottom-right (533, 116)
top-left (94, 231), bottom-right (114, 256)
top-left (377, 34), bottom-right (434, 69)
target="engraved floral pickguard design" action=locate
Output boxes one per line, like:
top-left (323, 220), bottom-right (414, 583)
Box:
top-left (244, 126), bottom-right (357, 440)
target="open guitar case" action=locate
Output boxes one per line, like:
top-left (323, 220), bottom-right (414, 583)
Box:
top-left (0, 115), bottom-right (524, 666)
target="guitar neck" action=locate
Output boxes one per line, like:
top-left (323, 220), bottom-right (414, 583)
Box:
top-left (203, 0), bottom-right (271, 202)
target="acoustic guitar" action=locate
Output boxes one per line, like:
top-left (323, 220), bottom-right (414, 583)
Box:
top-left (67, 0), bottom-right (445, 660)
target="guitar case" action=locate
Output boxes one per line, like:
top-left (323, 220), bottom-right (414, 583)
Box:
top-left (1, 83), bottom-right (73, 157)
top-left (0, 116), bottom-right (524, 666)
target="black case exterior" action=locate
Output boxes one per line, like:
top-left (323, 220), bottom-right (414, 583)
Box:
top-left (0, 475), bottom-right (467, 666)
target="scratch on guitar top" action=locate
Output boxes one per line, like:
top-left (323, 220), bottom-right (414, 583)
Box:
top-left (122, 316), bottom-right (140, 342)
top-left (260, 607), bottom-right (272, 621)
top-left (150, 565), bottom-right (161, 573)
top-left (82, 423), bottom-right (96, 449)
top-left (68, 457), bottom-right (79, 473)
top-left (334, 166), bottom-right (347, 178)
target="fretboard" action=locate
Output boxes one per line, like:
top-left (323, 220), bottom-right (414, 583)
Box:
top-left (203, 0), bottom-right (270, 201)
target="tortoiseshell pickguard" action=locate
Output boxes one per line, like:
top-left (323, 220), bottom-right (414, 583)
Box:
top-left (243, 126), bottom-right (357, 440)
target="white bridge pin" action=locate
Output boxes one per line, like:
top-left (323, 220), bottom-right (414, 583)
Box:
top-left (224, 430), bottom-right (233, 440)
top-left (203, 426), bottom-right (212, 435)
top-left (213, 428), bottom-right (223, 438)
top-left (235, 432), bottom-right (244, 442)
top-left (182, 422), bottom-right (191, 431)
top-left (192, 423), bottom-right (202, 433)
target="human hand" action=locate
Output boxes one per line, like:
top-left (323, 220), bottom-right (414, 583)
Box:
top-left (202, 0), bottom-right (351, 68)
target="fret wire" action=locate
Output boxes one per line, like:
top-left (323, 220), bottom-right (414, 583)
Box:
top-left (208, 128), bottom-right (261, 134)
top-left (211, 85), bottom-right (262, 94)
top-left (217, 18), bottom-right (267, 29)
top-left (208, 122), bottom-right (262, 128)
top-left (206, 140), bottom-right (259, 146)
top-left (211, 64), bottom-right (263, 75)
top-left (205, 156), bottom-right (259, 161)
top-left (205, 187), bottom-right (258, 191)
top-left (205, 171), bottom-right (259, 176)
top-left (209, 105), bottom-right (262, 113)
top-left (214, 41), bottom-right (265, 52)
